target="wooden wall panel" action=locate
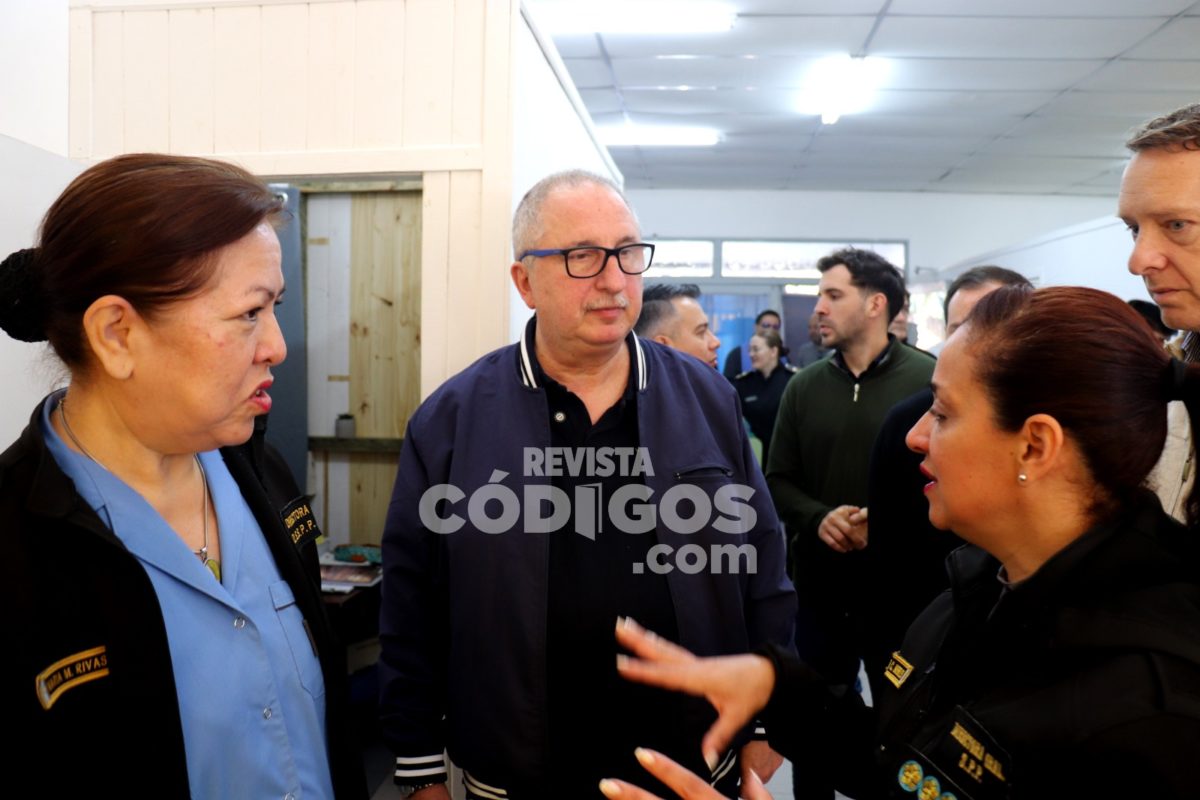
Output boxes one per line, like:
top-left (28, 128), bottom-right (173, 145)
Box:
top-left (167, 8), bottom-right (215, 153)
top-left (349, 191), bottom-right (421, 543)
top-left (121, 11), bottom-right (169, 151)
top-left (260, 3), bottom-right (309, 151)
top-left (91, 11), bottom-right (125, 156)
top-left (451, 0), bottom-right (485, 146)
top-left (401, 0), bottom-right (454, 146)
top-left (306, 1), bottom-right (356, 150)
top-left (213, 5), bottom-right (261, 152)
top-left (349, 191), bottom-right (422, 436)
top-left (353, 0), bottom-right (405, 148)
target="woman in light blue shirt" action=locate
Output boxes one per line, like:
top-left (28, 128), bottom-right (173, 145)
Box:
top-left (0, 154), bottom-right (365, 798)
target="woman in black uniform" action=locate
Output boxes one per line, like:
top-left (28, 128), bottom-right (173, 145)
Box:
top-left (733, 330), bottom-right (796, 465)
top-left (602, 286), bottom-right (1200, 800)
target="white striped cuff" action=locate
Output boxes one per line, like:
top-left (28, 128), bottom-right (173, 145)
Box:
top-left (464, 771), bottom-right (509, 799)
top-left (394, 753), bottom-right (447, 781)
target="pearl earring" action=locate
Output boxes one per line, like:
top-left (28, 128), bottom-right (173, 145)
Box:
top-left (1018, 473), bottom-right (1028, 483)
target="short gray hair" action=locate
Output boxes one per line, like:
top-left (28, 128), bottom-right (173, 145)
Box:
top-left (511, 169), bottom-right (635, 259)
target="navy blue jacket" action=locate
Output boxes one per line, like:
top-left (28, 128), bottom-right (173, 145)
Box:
top-left (379, 329), bottom-right (797, 789)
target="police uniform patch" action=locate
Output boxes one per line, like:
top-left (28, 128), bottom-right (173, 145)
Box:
top-left (281, 495), bottom-right (321, 549)
top-left (36, 645), bottom-right (109, 710)
top-left (922, 707), bottom-right (1012, 800)
top-left (898, 760), bottom-right (923, 792)
top-left (885, 650), bottom-right (915, 688)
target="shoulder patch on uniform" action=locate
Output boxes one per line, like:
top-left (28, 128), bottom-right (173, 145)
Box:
top-left (282, 495), bottom-right (322, 549)
top-left (885, 650), bottom-right (914, 688)
top-left (36, 645), bottom-right (109, 710)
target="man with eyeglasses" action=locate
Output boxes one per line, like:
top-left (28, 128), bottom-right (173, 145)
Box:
top-left (379, 170), bottom-right (796, 800)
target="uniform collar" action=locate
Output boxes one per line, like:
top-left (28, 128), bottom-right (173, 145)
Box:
top-left (517, 314), bottom-right (647, 392)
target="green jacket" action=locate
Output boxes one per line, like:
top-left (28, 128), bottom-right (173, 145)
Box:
top-left (766, 340), bottom-right (934, 562)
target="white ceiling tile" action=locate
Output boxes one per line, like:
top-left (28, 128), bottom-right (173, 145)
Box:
top-left (828, 113), bottom-right (1024, 136)
top-left (538, 2), bottom-right (1200, 192)
top-left (739, 0), bottom-right (887, 12)
top-left (1122, 18), bottom-right (1200, 59)
top-left (577, 89), bottom-right (624, 114)
top-left (619, 87), bottom-right (799, 114)
top-left (869, 17), bottom-right (1164, 59)
top-left (1042, 90), bottom-right (1200, 118)
top-left (816, 132), bottom-right (984, 151)
top-left (562, 58), bottom-right (614, 89)
top-left (979, 133), bottom-right (1128, 158)
top-left (1075, 59), bottom-right (1200, 92)
top-left (871, 89), bottom-right (1057, 116)
top-left (885, 58), bottom-right (1106, 91)
top-left (889, 0), bottom-right (1194, 16)
top-left (597, 16), bottom-right (876, 58)
top-left (548, 33), bottom-right (603, 58)
top-left (609, 55), bottom-right (814, 87)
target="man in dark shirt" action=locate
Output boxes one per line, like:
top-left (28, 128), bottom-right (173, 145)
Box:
top-left (379, 170), bottom-right (795, 800)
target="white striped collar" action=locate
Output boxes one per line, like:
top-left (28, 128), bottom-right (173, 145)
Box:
top-left (518, 316), bottom-right (647, 392)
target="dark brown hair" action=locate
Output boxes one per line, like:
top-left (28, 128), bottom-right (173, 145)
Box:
top-left (816, 247), bottom-right (906, 321)
top-left (29, 153), bottom-right (284, 367)
top-left (964, 286), bottom-right (1196, 522)
top-left (1126, 103), bottom-right (1200, 152)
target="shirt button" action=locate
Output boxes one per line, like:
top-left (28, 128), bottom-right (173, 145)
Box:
top-left (233, 616), bottom-right (246, 629)
top-left (263, 707), bottom-right (273, 720)
top-left (554, 411), bottom-right (566, 422)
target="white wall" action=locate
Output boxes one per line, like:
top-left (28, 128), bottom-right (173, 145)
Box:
top-left (625, 188), bottom-right (1117, 275)
top-left (0, 135), bottom-right (83, 443)
top-left (507, 6), bottom-right (620, 341)
top-left (0, 0), bottom-right (69, 154)
top-left (947, 216), bottom-right (1148, 301)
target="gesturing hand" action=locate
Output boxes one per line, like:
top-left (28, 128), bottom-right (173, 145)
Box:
top-left (599, 748), bottom-right (773, 800)
top-left (615, 617), bottom-right (776, 771)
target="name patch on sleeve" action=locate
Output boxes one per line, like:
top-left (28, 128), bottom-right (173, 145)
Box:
top-left (282, 496), bottom-right (322, 549)
top-left (885, 650), bottom-right (915, 689)
top-left (36, 645), bottom-right (109, 710)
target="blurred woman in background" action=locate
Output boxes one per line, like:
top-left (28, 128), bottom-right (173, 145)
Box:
top-left (734, 329), bottom-right (796, 465)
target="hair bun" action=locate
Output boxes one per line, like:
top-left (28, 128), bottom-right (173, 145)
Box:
top-left (0, 248), bottom-right (49, 343)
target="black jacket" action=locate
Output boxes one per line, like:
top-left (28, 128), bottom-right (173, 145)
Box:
top-left (763, 495), bottom-right (1200, 799)
top-left (2, 402), bottom-right (366, 799)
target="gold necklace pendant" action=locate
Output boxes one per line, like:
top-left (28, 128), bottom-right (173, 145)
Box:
top-left (203, 557), bottom-right (221, 583)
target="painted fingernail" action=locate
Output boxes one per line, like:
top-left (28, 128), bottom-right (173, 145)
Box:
top-left (616, 654), bottom-right (630, 670)
top-left (599, 779), bottom-right (621, 798)
top-left (749, 769), bottom-right (764, 786)
top-left (635, 748), bottom-right (656, 766)
top-left (704, 750), bottom-right (718, 772)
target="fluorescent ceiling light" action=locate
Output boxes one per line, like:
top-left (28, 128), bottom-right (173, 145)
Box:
top-left (784, 283), bottom-right (820, 296)
top-left (796, 55), bottom-right (891, 125)
top-left (533, 1), bottom-right (735, 35)
top-left (598, 124), bottom-right (721, 147)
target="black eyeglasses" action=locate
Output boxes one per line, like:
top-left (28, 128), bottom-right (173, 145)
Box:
top-left (517, 243), bottom-right (655, 279)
